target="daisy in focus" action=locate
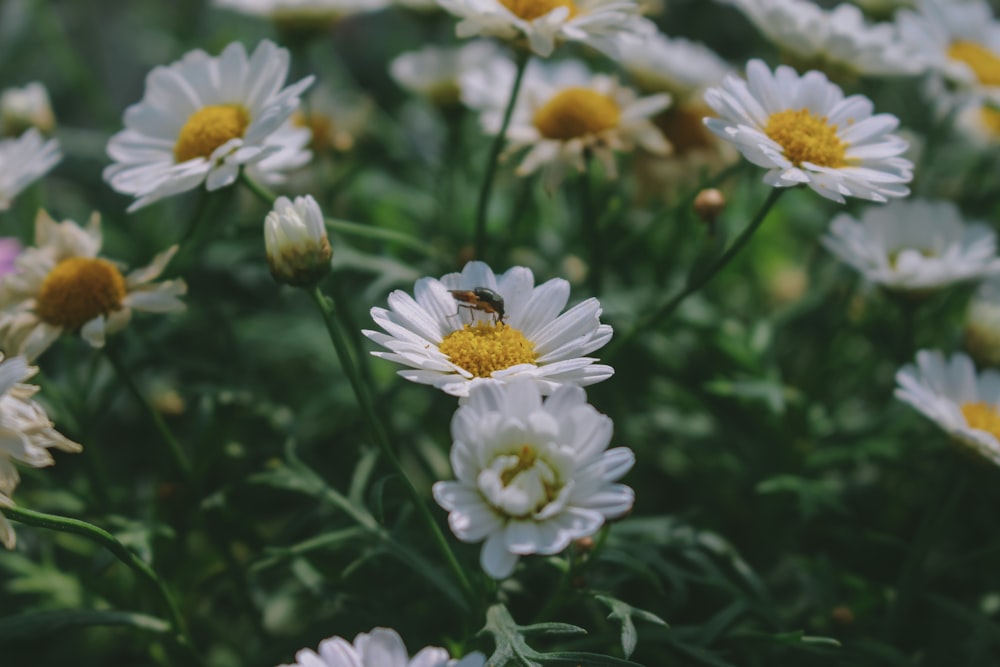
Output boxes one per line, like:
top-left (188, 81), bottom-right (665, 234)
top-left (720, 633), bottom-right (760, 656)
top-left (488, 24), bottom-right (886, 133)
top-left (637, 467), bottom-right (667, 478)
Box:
top-left (0, 129), bottom-right (61, 211)
top-left (719, 0), bottom-right (922, 79)
top-left (823, 199), bottom-right (1000, 294)
top-left (896, 350), bottom-right (1000, 467)
top-left (704, 59), bottom-right (913, 203)
top-left (463, 57), bottom-right (670, 189)
top-left (104, 40), bottom-right (313, 212)
top-left (1, 82), bottom-right (55, 137)
top-left (364, 261), bottom-right (613, 398)
top-left (0, 354), bottom-right (82, 549)
top-left (0, 211), bottom-right (187, 361)
top-left (390, 41), bottom-right (499, 108)
top-left (279, 627), bottom-right (485, 667)
top-left (433, 380), bottom-right (635, 578)
top-left (437, 0), bottom-right (654, 58)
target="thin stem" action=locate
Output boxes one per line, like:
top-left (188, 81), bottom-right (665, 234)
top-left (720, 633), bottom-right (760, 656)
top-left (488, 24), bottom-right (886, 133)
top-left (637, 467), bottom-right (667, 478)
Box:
top-left (580, 157), bottom-right (602, 295)
top-left (474, 50), bottom-right (530, 261)
top-left (2, 505), bottom-right (200, 665)
top-left (239, 169), bottom-right (278, 206)
top-left (610, 188), bottom-right (785, 357)
top-left (177, 189), bottom-right (212, 249)
top-left (307, 286), bottom-right (476, 607)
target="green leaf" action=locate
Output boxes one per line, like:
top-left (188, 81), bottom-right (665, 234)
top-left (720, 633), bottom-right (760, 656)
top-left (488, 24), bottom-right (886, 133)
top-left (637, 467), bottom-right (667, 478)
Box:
top-left (0, 609), bottom-right (170, 642)
top-left (594, 594), bottom-right (669, 658)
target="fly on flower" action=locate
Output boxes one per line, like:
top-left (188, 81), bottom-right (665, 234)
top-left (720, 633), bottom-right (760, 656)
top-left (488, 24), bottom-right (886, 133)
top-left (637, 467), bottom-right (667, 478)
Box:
top-left (450, 287), bottom-right (506, 323)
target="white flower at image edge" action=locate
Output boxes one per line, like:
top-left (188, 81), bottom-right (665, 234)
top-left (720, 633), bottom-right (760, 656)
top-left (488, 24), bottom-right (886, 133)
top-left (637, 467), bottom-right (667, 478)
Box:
top-left (278, 627), bottom-right (485, 667)
top-left (704, 59), bottom-right (913, 203)
top-left (433, 381), bottom-right (635, 579)
top-left (104, 40), bottom-right (313, 211)
top-left (364, 261), bottom-right (613, 398)
top-left (895, 350), bottom-right (1000, 467)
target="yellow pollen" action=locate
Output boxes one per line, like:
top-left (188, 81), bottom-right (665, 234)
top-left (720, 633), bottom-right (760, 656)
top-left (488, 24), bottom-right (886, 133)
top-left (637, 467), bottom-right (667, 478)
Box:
top-left (948, 41), bottom-right (1000, 87)
top-left (961, 402), bottom-right (1000, 440)
top-left (500, 445), bottom-right (539, 486)
top-left (174, 104), bottom-right (250, 163)
top-left (981, 106), bottom-right (1000, 136)
top-left (499, 0), bottom-right (576, 20)
top-left (438, 322), bottom-right (536, 378)
top-left (36, 257), bottom-right (127, 330)
top-left (533, 88), bottom-right (621, 141)
top-left (764, 108), bottom-right (847, 168)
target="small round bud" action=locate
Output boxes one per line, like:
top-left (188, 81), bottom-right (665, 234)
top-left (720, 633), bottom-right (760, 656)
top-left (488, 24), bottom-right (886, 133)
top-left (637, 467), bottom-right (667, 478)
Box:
top-left (830, 605), bottom-right (854, 626)
top-left (1, 83), bottom-right (56, 137)
top-left (693, 188), bottom-right (726, 224)
top-left (574, 536), bottom-right (595, 553)
top-left (264, 195), bottom-right (332, 287)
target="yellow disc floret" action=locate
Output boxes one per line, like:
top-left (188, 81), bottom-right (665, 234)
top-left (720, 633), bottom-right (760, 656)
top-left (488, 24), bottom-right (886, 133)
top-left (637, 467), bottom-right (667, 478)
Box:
top-left (764, 108), bottom-right (847, 168)
top-left (533, 88), bottom-right (621, 141)
top-left (948, 41), bottom-right (1000, 87)
top-left (499, 0), bottom-right (576, 21)
top-left (961, 401), bottom-right (1000, 440)
top-left (174, 104), bottom-right (250, 163)
top-left (981, 106), bottom-right (1000, 136)
top-left (439, 322), bottom-right (536, 378)
top-left (36, 257), bottom-right (127, 330)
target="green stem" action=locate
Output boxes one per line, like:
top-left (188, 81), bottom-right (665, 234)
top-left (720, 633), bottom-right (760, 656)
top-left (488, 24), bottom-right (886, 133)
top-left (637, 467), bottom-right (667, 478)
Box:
top-left (610, 188), bottom-right (784, 356)
top-left (580, 157), bottom-right (602, 296)
top-left (474, 50), bottom-right (530, 262)
top-left (307, 286), bottom-right (476, 608)
top-left (2, 505), bottom-right (200, 665)
top-left (239, 169), bottom-right (278, 206)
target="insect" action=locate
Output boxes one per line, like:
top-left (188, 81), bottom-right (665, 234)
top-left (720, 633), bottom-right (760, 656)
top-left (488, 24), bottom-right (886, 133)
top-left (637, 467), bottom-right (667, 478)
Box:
top-left (449, 287), bottom-right (506, 323)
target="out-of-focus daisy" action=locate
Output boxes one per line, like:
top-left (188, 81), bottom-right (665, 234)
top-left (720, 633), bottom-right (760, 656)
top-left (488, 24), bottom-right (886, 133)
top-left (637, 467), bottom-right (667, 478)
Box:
top-left (823, 199), bottom-right (1000, 293)
top-left (0, 354), bottom-right (81, 549)
top-left (391, 41), bottom-right (499, 108)
top-left (213, 0), bottom-right (389, 24)
top-left (896, 350), bottom-right (1000, 467)
top-left (966, 278), bottom-right (1000, 367)
top-left (104, 40), bottom-right (313, 212)
top-left (437, 0), bottom-right (654, 58)
top-left (955, 98), bottom-right (1000, 145)
top-left (719, 0), bottom-right (922, 78)
top-left (704, 59), bottom-right (913, 203)
top-left (291, 84), bottom-right (372, 156)
top-left (278, 627), bottom-right (485, 667)
top-left (463, 57), bottom-right (670, 189)
top-left (433, 380), bottom-right (635, 579)
top-left (1, 82), bottom-right (55, 137)
top-left (0, 129), bottom-right (60, 211)
top-left (0, 211), bottom-right (187, 361)
top-left (852, 0), bottom-right (913, 19)
top-left (0, 238), bottom-right (20, 277)
top-left (364, 261), bottom-right (613, 398)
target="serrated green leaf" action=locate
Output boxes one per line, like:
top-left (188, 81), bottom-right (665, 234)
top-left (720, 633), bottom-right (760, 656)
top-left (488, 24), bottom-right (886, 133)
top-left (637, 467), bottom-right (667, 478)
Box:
top-left (594, 594), bottom-right (668, 658)
top-left (0, 609), bottom-right (170, 642)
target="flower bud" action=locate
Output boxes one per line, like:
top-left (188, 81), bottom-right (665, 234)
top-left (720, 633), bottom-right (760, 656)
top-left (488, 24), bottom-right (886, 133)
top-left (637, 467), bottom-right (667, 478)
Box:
top-left (264, 195), bottom-right (332, 287)
top-left (693, 188), bottom-right (726, 224)
top-left (966, 278), bottom-right (1000, 367)
top-left (1, 83), bottom-right (55, 137)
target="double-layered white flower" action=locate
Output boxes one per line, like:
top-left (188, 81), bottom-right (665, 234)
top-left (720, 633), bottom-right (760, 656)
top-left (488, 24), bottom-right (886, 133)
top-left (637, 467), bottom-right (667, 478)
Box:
top-left (0, 211), bottom-right (187, 361)
top-left (463, 57), bottom-right (670, 189)
top-left (823, 199), bottom-right (1000, 293)
top-left (704, 59), bottom-right (913, 203)
top-left (264, 195), bottom-right (332, 287)
top-left (279, 627), bottom-right (485, 667)
top-left (433, 381), bottom-right (635, 579)
top-left (1, 82), bottom-right (55, 137)
top-left (718, 0), bottom-right (922, 78)
top-left (104, 40), bottom-right (314, 212)
top-left (438, 0), bottom-right (654, 58)
top-left (0, 355), bottom-right (81, 549)
top-left (364, 261), bottom-right (613, 398)
top-left (896, 350), bottom-right (1000, 467)
top-left (390, 41), bottom-right (499, 107)
top-left (0, 129), bottom-right (60, 211)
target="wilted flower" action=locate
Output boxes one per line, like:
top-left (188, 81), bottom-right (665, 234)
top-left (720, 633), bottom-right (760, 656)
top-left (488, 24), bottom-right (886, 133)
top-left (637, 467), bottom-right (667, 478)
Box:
top-left (0, 129), bottom-right (60, 211)
top-left (278, 627), bottom-right (485, 667)
top-left (264, 195), bottom-right (332, 287)
top-left (1, 82), bottom-right (55, 137)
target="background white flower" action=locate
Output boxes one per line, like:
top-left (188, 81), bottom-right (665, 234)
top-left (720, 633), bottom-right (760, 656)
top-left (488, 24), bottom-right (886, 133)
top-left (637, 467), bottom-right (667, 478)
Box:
top-left (0, 128), bottom-right (60, 211)
top-left (1, 82), bottom-right (55, 137)
top-left (278, 627), bottom-right (485, 667)
top-left (966, 278), bottom-right (1000, 368)
top-left (434, 380), bottom-right (635, 578)
top-left (214, 0), bottom-right (390, 19)
top-left (390, 41), bottom-right (499, 107)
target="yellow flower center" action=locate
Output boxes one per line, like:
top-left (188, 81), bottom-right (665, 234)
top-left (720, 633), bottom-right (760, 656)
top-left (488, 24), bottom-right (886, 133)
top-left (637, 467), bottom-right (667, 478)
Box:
top-left (981, 106), bottom-right (1000, 136)
top-left (438, 322), bottom-right (536, 378)
top-left (499, 0), bottom-right (576, 21)
top-left (655, 104), bottom-right (717, 155)
top-left (173, 104), bottom-right (250, 163)
top-left (961, 401), bottom-right (1000, 440)
top-left (948, 41), bottom-right (1000, 87)
top-left (36, 257), bottom-right (127, 330)
top-left (497, 444), bottom-right (562, 515)
top-left (533, 88), bottom-right (621, 141)
top-left (764, 108), bottom-right (847, 168)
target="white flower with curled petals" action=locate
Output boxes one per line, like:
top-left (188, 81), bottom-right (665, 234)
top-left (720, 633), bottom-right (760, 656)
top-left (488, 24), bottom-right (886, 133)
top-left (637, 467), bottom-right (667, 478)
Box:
top-left (277, 627), bottom-right (485, 667)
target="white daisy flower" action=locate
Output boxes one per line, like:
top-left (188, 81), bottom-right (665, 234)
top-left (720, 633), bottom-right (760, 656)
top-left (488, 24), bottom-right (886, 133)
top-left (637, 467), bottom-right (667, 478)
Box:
top-left (463, 57), bottom-right (670, 189)
top-left (955, 97), bottom-right (1000, 145)
top-left (364, 261), bottom-right (613, 398)
top-left (279, 627), bottom-right (485, 667)
top-left (213, 0), bottom-right (389, 22)
top-left (437, 0), bottom-right (654, 58)
top-left (390, 41), bottom-right (500, 107)
top-left (0, 354), bottom-right (81, 549)
top-left (0, 211), bottom-right (187, 361)
top-left (1, 82), bottom-right (55, 137)
top-left (704, 59), bottom-right (913, 203)
top-left (823, 199), bottom-right (1000, 293)
top-left (966, 278), bottom-right (1000, 368)
top-left (103, 40), bottom-right (314, 212)
top-left (433, 380), bottom-right (635, 579)
top-left (896, 350), bottom-right (1000, 467)
top-left (719, 0), bottom-right (923, 78)
top-left (0, 129), bottom-right (60, 211)
top-left (617, 32), bottom-right (731, 100)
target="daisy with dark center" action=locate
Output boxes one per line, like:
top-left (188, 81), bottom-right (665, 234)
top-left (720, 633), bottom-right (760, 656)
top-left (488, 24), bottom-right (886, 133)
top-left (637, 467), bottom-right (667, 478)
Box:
top-left (0, 211), bottom-right (186, 361)
top-left (364, 261), bottom-right (613, 398)
top-left (104, 40), bottom-right (313, 212)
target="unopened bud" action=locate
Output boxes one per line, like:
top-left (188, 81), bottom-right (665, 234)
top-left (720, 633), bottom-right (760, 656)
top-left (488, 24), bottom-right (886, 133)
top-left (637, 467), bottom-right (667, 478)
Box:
top-left (693, 188), bottom-right (726, 225)
top-left (1, 83), bottom-right (55, 137)
top-left (830, 605), bottom-right (854, 626)
top-left (265, 195), bottom-right (332, 287)
top-left (574, 536), bottom-right (595, 553)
